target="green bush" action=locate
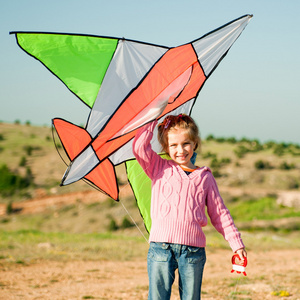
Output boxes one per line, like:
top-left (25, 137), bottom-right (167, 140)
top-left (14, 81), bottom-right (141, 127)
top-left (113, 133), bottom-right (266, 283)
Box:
top-left (121, 217), bottom-right (133, 229)
top-left (206, 134), bottom-right (215, 141)
top-left (19, 156), bottom-right (27, 167)
top-left (254, 160), bottom-right (272, 170)
top-left (23, 145), bottom-right (33, 156)
top-left (23, 145), bottom-right (41, 156)
top-left (201, 151), bottom-right (217, 159)
top-left (215, 137), bottom-right (225, 143)
top-left (226, 137), bottom-right (237, 144)
top-left (210, 157), bottom-right (231, 169)
top-left (279, 161), bottom-right (295, 170)
top-left (108, 218), bottom-right (118, 231)
top-left (210, 158), bottom-right (219, 169)
top-left (6, 201), bottom-right (13, 214)
top-left (0, 164), bottom-right (34, 196)
top-left (273, 144), bottom-right (285, 156)
top-left (212, 169), bottom-right (222, 178)
top-left (234, 145), bottom-right (249, 158)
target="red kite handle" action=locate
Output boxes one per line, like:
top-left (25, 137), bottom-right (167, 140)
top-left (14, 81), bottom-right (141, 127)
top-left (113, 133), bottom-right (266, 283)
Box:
top-left (231, 254), bottom-right (247, 276)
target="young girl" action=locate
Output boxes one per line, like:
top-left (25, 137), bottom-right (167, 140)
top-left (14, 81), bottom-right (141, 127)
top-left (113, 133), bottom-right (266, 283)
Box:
top-left (133, 114), bottom-right (247, 300)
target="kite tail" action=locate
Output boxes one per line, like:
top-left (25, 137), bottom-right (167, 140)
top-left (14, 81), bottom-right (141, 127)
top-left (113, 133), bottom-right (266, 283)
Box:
top-left (84, 158), bottom-right (119, 200)
top-left (52, 118), bottom-right (92, 161)
top-left (52, 118), bottom-right (119, 200)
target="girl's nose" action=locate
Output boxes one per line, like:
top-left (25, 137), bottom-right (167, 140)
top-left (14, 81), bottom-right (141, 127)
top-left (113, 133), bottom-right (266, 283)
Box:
top-left (177, 145), bottom-right (184, 153)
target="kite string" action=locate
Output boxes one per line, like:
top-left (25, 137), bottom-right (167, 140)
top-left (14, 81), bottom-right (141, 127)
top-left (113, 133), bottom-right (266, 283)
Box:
top-left (118, 196), bottom-right (149, 244)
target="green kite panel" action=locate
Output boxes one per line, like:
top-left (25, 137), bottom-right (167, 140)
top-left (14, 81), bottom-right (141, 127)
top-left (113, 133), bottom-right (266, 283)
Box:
top-left (16, 33), bottom-right (118, 108)
top-left (126, 154), bottom-right (170, 233)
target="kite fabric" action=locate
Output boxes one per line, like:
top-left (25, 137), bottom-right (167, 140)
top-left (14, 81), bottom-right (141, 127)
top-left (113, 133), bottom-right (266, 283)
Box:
top-left (11, 15), bottom-right (252, 217)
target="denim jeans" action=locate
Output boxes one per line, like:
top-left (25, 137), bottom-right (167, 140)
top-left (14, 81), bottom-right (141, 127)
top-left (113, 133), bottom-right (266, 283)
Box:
top-left (147, 242), bottom-right (206, 300)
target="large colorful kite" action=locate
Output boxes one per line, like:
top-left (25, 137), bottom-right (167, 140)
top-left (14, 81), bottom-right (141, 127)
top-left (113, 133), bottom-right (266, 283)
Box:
top-left (11, 14), bottom-right (252, 231)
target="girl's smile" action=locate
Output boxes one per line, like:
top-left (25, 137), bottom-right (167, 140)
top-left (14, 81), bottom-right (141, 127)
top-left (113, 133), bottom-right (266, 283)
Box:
top-left (167, 127), bottom-right (196, 169)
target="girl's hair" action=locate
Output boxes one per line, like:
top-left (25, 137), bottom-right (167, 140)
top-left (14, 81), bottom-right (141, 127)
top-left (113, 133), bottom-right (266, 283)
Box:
top-left (157, 114), bottom-right (201, 153)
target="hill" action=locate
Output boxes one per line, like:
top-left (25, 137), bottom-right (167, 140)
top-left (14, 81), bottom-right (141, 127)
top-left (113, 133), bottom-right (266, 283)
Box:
top-left (1, 121), bottom-right (300, 206)
top-left (1, 122), bottom-right (300, 299)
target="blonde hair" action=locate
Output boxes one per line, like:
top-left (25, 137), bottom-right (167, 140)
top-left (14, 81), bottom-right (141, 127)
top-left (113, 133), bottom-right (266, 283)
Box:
top-left (157, 114), bottom-right (201, 154)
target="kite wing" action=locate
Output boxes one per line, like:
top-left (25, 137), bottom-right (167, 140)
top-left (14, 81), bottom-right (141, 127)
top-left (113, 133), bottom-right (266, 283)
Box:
top-left (11, 14), bottom-right (252, 204)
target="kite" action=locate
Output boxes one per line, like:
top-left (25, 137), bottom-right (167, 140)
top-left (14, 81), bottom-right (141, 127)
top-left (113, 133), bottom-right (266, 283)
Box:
top-left (11, 15), bottom-right (252, 231)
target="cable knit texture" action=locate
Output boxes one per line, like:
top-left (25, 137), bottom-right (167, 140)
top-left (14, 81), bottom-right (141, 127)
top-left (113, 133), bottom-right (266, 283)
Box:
top-left (132, 121), bottom-right (244, 252)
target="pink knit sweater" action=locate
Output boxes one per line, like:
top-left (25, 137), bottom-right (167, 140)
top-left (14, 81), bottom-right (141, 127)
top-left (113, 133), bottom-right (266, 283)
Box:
top-left (132, 121), bottom-right (245, 252)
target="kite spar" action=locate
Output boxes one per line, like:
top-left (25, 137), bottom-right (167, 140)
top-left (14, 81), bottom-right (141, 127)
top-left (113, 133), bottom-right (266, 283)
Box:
top-left (11, 14), bottom-right (252, 201)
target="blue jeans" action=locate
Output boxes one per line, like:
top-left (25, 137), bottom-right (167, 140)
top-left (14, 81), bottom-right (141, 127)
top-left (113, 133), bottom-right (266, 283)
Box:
top-left (147, 242), bottom-right (206, 300)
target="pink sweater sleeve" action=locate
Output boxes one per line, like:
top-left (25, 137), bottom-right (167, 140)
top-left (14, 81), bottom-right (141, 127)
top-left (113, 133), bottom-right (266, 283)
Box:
top-left (132, 121), bottom-right (165, 179)
top-left (204, 172), bottom-right (245, 252)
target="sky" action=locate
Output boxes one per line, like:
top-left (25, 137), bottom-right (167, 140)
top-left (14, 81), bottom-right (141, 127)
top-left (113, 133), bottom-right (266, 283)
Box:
top-left (1, 0), bottom-right (300, 144)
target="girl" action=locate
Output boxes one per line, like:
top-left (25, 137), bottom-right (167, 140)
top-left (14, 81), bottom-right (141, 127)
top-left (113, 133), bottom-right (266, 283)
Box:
top-left (133, 114), bottom-right (247, 300)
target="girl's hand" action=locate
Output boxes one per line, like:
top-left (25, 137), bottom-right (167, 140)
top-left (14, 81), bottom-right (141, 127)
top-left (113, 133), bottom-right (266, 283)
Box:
top-left (235, 248), bottom-right (247, 261)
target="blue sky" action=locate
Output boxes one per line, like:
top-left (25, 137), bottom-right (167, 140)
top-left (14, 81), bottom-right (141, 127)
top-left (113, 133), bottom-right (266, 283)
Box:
top-left (1, 0), bottom-right (299, 144)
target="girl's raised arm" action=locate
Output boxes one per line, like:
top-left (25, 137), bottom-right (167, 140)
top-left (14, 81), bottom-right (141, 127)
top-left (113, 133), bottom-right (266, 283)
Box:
top-left (132, 121), bottom-right (165, 179)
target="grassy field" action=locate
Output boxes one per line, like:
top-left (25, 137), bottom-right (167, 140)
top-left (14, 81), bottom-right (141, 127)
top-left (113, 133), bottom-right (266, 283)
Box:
top-left (0, 194), bottom-right (299, 265)
top-left (1, 122), bottom-right (300, 253)
top-left (1, 122), bottom-right (300, 299)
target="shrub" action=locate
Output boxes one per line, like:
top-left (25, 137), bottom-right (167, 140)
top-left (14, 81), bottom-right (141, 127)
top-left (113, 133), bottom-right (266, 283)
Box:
top-left (201, 151), bottom-right (217, 159)
top-left (121, 217), bottom-right (133, 229)
top-left (240, 137), bottom-right (252, 144)
top-left (273, 144), bottom-right (285, 156)
top-left (206, 134), bottom-right (215, 141)
top-left (23, 145), bottom-right (33, 156)
top-left (19, 156), bottom-right (27, 167)
top-left (263, 141), bottom-right (276, 149)
top-left (23, 145), bottom-right (41, 156)
top-left (279, 161), bottom-right (295, 170)
top-left (108, 218), bottom-right (118, 231)
top-left (215, 137), bottom-right (225, 143)
top-left (234, 145), bottom-right (249, 158)
top-left (226, 137), bottom-right (237, 144)
top-left (212, 169), bottom-right (222, 178)
top-left (250, 140), bottom-right (263, 152)
top-left (254, 160), bottom-right (272, 170)
top-left (0, 164), bottom-right (34, 196)
top-left (210, 157), bottom-right (231, 169)
top-left (220, 157), bottom-right (231, 164)
top-left (210, 158), bottom-right (220, 169)
top-left (6, 202), bottom-right (13, 214)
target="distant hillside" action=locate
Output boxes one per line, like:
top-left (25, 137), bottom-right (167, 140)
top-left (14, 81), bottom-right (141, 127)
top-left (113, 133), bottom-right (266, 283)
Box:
top-left (1, 122), bottom-right (300, 204)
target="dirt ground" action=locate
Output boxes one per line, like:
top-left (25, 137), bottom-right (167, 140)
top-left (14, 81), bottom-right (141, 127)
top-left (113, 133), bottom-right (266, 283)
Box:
top-left (0, 249), bottom-right (299, 300)
top-left (0, 186), bottom-right (299, 299)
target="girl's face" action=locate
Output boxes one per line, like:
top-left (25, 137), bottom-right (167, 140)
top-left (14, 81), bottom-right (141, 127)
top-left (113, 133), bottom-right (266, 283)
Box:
top-left (167, 127), bottom-right (196, 169)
